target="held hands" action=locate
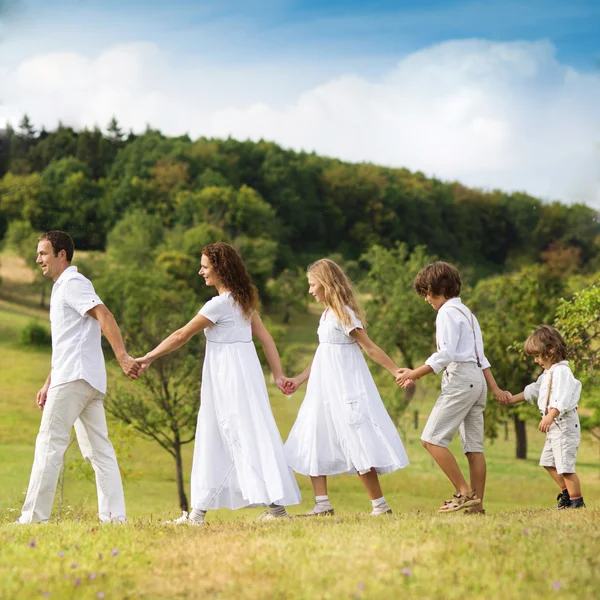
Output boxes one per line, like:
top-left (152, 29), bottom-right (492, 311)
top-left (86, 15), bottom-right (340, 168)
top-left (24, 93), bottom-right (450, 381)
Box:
top-left (492, 387), bottom-right (512, 405)
top-left (277, 376), bottom-right (299, 396)
top-left (119, 354), bottom-right (141, 379)
top-left (395, 368), bottom-right (416, 388)
top-left (134, 355), bottom-right (154, 375)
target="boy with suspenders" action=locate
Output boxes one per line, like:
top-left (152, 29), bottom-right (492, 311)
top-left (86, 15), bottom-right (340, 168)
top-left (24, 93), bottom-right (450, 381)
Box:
top-left (396, 261), bottom-right (510, 514)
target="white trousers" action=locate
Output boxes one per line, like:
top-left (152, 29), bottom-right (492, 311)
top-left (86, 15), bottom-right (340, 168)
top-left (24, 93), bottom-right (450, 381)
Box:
top-left (19, 379), bottom-right (126, 523)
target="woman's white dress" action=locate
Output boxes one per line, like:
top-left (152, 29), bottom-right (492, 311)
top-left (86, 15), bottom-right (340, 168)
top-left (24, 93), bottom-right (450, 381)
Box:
top-left (191, 292), bottom-right (301, 510)
top-left (284, 307), bottom-right (409, 476)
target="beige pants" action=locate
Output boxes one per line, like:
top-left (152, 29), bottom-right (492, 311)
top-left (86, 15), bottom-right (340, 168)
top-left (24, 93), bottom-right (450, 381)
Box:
top-left (539, 409), bottom-right (581, 474)
top-left (421, 362), bottom-right (487, 453)
top-left (19, 379), bottom-right (126, 523)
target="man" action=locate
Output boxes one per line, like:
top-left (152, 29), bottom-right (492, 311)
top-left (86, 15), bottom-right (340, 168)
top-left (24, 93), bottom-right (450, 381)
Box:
top-left (18, 231), bottom-right (139, 524)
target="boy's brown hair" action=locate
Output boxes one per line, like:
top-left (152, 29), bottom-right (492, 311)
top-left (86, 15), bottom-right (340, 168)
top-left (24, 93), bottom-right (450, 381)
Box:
top-left (413, 261), bottom-right (461, 298)
top-left (524, 325), bottom-right (568, 364)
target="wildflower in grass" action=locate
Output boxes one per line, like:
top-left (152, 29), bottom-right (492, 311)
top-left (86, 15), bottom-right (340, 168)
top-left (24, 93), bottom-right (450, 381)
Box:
top-left (98, 553), bottom-right (103, 559)
top-left (357, 583), bottom-right (365, 590)
top-left (522, 530), bottom-right (530, 536)
top-left (89, 573), bottom-right (97, 580)
top-left (402, 568), bottom-right (412, 577)
top-left (42, 593), bottom-right (51, 597)
top-left (97, 594), bottom-right (105, 599)
top-left (111, 549), bottom-right (119, 556)
top-left (58, 552), bottom-right (64, 558)
top-left (71, 563), bottom-right (77, 569)
top-left (517, 573), bottom-right (524, 580)
top-left (29, 540), bottom-right (36, 548)
top-left (74, 578), bottom-right (81, 587)
top-left (552, 581), bottom-right (562, 590)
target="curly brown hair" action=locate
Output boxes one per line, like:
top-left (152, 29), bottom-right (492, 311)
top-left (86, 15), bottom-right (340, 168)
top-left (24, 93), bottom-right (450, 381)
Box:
top-left (524, 325), bottom-right (568, 364)
top-left (202, 242), bottom-right (260, 318)
top-left (413, 261), bottom-right (461, 298)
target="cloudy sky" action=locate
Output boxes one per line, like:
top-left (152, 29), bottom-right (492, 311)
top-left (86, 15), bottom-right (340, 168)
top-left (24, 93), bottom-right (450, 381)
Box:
top-left (1, 0), bottom-right (599, 206)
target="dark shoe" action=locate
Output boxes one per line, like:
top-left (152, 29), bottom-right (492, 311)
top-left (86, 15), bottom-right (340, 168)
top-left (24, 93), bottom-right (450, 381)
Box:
top-left (569, 497), bottom-right (586, 509)
top-left (556, 489), bottom-right (571, 510)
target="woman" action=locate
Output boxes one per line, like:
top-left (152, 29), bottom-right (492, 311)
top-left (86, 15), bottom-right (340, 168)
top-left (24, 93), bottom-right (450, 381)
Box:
top-left (137, 242), bottom-right (301, 524)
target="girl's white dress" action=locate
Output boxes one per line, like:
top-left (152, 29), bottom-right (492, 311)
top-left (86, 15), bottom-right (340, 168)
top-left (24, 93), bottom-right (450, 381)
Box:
top-left (284, 308), bottom-right (410, 476)
top-left (191, 292), bottom-right (301, 510)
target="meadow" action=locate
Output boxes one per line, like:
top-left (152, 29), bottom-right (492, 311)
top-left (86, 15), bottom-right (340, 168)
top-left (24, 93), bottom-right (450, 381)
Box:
top-left (0, 253), bottom-right (599, 600)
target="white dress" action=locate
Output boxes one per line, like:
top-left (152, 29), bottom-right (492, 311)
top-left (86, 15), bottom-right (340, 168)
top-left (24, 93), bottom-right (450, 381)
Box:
top-left (191, 292), bottom-right (301, 510)
top-left (285, 307), bottom-right (410, 476)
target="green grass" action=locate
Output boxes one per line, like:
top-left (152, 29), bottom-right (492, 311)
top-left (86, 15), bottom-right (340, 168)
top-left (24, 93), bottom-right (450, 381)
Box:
top-left (1, 290), bottom-right (599, 599)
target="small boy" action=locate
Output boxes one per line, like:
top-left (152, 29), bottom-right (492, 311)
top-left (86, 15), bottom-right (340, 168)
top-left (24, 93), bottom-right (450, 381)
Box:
top-left (396, 261), bottom-right (509, 514)
top-left (503, 325), bottom-right (585, 509)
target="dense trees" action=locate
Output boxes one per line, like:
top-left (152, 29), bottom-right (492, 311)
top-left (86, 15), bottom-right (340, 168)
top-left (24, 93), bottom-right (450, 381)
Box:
top-left (2, 117), bottom-right (598, 280)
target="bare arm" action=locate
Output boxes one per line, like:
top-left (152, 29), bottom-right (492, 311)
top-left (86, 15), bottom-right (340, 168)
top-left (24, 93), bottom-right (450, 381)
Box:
top-left (88, 304), bottom-right (139, 379)
top-left (251, 313), bottom-right (285, 381)
top-left (483, 368), bottom-right (512, 403)
top-left (138, 313), bottom-right (213, 368)
top-left (506, 391), bottom-right (525, 405)
top-left (350, 328), bottom-right (399, 376)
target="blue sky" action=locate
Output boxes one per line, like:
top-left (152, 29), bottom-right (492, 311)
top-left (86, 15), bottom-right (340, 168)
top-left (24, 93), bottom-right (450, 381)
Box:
top-left (1, 1), bottom-right (599, 205)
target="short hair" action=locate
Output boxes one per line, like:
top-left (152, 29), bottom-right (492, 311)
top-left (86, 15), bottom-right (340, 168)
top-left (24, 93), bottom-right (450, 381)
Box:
top-left (39, 231), bottom-right (74, 263)
top-left (413, 261), bottom-right (461, 298)
top-left (524, 325), bottom-right (568, 364)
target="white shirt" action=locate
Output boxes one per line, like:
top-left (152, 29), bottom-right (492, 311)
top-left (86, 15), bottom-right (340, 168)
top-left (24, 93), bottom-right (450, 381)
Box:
top-left (524, 361), bottom-right (581, 415)
top-left (49, 266), bottom-right (106, 394)
top-left (425, 298), bottom-right (491, 374)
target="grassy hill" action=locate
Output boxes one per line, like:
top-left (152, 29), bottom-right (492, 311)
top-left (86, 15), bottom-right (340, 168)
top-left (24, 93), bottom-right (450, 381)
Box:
top-left (1, 253), bottom-right (599, 599)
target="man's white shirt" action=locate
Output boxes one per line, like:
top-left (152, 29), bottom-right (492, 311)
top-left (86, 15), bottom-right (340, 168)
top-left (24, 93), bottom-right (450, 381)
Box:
top-left (425, 297), bottom-right (491, 374)
top-left (49, 266), bottom-right (106, 394)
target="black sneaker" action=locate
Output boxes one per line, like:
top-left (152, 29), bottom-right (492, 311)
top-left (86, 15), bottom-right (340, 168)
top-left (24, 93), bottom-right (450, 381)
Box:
top-left (569, 497), bottom-right (586, 509)
top-left (556, 489), bottom-right (571, 510)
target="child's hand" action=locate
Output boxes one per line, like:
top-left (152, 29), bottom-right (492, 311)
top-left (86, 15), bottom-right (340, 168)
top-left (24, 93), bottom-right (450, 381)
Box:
top-left (538, 414), bottom-right (555, 433)
top-left (278, 376), bottom-right (299, 396)
top-left (395, 368), bottom-right (415, 387)
top-left (493, 389), bottom-right (512, 405)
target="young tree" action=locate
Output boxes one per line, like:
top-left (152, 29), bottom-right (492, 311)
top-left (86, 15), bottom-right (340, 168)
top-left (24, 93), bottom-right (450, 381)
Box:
top-left (361, 243), bottom-right (436, 416)
top-left (470, 265), bottom-right (566, 458)
top-left (97, 267), bottom-right (202, 512)
top-left (265, 267), bottom-right (309, 324)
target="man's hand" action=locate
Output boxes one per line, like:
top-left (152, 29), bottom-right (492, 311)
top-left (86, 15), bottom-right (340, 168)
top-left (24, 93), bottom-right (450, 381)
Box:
top-left (491, 387), bottom-right (512, 405)
top-left (36, 385), bottom-right (49, 410)
top-left (119, 354), bottom-right (141, 379)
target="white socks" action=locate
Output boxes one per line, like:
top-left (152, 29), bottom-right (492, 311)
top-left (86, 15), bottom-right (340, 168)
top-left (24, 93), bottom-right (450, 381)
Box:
top-left (371, 496), bottom-right (391, 516)
top-left (189, 508), bottom-right (207, 524)
top-left (313, 495), bottom-right (332, 513)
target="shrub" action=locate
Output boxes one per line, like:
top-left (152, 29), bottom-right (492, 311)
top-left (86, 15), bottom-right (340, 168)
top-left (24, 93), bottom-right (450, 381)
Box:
top-left (20, 320), bottom-right (52, 347)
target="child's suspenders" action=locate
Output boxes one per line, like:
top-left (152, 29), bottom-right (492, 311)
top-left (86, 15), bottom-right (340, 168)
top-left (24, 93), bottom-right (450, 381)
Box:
top-left (544, 371), bottom-right (554, 415)
top-left (447, 306), bottom-right (482, 368)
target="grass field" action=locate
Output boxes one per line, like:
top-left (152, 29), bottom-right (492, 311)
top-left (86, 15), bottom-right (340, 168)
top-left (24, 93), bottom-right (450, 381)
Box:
top-left (1, 254), bottom-right (599, 599)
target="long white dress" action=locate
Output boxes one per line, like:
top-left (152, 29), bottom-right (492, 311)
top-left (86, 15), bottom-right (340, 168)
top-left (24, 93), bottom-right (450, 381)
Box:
top-left (191, 292), bottom-right (301, 510)
top-left (284, 307), bottom-right (410, 476)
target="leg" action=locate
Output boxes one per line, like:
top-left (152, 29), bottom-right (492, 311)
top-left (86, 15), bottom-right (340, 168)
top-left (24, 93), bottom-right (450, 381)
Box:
top-left (310, 475), bottom-right (328, 497)
top-left (76, 388), bottom-right (126, 522)
top-left (544, 466), bottom-right (566, 489)
top-left (422, 441), bottom-right (471, 497)
top-left (465, 452), bottom-right (486, 511)
top-left (357, 468), bottom-right (383, 501)
top-left (20, 381), bottom-right (91, 523)
top-left (562, 473), bottom-right (582, 498)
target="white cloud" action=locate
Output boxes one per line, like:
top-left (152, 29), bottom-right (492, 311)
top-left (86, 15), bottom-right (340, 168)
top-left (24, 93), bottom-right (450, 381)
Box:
top-left (1, 38), bottom-right (599, 206)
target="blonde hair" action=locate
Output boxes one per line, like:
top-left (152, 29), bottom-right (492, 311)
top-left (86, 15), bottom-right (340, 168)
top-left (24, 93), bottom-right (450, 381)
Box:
top-left (524, 325), bottom-right (568, 364)
top-left (307, 259), bottom-right (366, 330)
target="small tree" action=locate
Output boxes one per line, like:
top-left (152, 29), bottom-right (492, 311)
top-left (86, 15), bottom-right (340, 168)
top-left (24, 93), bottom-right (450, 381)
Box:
top-left (266, 267), bottom-right (309, 324)
top-left (554, 284), bottom-right (600, 450)
top-left (97, 267), bottom-right (202, 511)
top-left (361, 243), bottom-right (436, 416)
top-left (470, 265), bottom-right (566, 458)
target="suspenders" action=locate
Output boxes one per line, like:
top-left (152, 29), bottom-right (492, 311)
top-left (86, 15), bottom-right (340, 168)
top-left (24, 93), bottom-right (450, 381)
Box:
top-left (544, 371), bottom-right (554, 415)
top-left (447, 306), bottom-right (482, 368)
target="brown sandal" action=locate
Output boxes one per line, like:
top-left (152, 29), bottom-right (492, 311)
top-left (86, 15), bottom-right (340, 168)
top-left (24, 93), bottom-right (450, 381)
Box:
top-left (438, 490), bottom-right (481, 513)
